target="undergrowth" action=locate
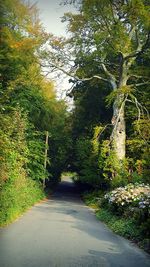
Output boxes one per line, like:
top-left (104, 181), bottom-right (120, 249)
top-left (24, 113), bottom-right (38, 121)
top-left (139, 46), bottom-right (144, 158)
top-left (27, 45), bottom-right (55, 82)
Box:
top-left (83, 190), bottom-right (150, 253)
top-left (0, 178), bottom-right (45, 227)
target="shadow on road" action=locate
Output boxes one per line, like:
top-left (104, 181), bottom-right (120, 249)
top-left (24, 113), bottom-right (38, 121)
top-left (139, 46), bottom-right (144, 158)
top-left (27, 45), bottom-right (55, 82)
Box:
top-left (32, 176), bottom-right (150, 266)
top-left (51, 176), bottom-right (82, 202)
top-left (1, 176), bottom-right (150, 267)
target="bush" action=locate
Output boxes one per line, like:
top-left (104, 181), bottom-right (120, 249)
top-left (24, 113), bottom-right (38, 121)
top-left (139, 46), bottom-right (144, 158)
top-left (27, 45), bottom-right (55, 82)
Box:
top-left (104, 183), bottom-right (150, 211)
top-left (83, 186), bottom-right (150, 252)
top-left (103, 183), bottom-right (150, 238)
top-left (0, 176), bottom-right (44, 226)
top-left (0, 109), bottom-right (45, 226)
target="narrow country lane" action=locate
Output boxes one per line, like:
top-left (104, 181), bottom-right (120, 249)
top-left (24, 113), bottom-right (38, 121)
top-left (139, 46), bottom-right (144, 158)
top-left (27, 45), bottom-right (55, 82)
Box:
top-left (0, 177), bottom-right (150, 267)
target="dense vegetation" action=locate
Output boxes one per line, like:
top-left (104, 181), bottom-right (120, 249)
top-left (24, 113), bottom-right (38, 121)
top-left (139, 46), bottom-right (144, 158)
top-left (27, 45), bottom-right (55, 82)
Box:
top-left (42, 0), bottom-right (150, 188)
top-left (83, 184), bottom-right (150, 252)
top-left (58, 0), bottom-right (150, 250)
top-left (59, 0), bottom-right (150, 189)
top-left (41, 0), bottom-right (150, 249)
top-left (0, 0), bottom-right (69, 226)
top-left (0, 0), bottom-right (149, 250)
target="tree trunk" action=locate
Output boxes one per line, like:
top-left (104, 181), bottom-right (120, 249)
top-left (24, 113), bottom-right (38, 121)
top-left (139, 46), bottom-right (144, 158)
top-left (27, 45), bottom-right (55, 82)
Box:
top-left (110, 65), bottom-right (128, 161)
top-left (112, 94), bottom-right (126, 160)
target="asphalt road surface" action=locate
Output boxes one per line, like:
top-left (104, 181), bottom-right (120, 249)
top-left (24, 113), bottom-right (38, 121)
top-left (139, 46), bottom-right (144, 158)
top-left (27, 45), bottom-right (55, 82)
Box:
top-left (0, 177), bottom-right (150, 267)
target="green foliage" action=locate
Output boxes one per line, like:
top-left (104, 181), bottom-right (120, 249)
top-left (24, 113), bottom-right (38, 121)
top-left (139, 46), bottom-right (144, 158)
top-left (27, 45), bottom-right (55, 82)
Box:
top-left (0, 0), bottom-right (69, 225)
top-left (73, 136), bottom-right (102, 188)
top-left (126, 138), bottom-right (150, 184)
top-left (97, 136), bottom-right (150, 188)
top-left (63, 0), bottom-right (150, 190)
top-left (103, 183), bottom-right (150, 241)
top-left (0, 108), bottom-right (28, 184)
top-left (27, 129), bottom-right (48, 181)
top-left (1, 0), bottom-right (150, 230)
top-left (96, 209), bottom-right (140, 239)
top-left (82, 190), bottom-right (104, 209)
top-left (63, 0), bottom-right (150, 251)
top-left (48, 109), bottom-right (72, 181)
top-left (82, 197), bottom-right (149, 252)
top-left (82, 187), bottom-right (143, 241)
top-left (61, 171), bottom-right (77, 179)
top-left (97, 140), bottom-right (127, 188)
top-left (0, 177), bottom-right (44, 226)
top-left (70, 80), bottom-right (112, 138)
top-left (106, 86), bottom-right (134, 107)
top-left (0, 107), bottom-right (45, 226)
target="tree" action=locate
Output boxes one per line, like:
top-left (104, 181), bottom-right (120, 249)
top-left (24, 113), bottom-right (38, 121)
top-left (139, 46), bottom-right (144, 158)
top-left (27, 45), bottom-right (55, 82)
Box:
top-left (43, 0), bottom-right (150, 166)
top-left (0, 0), bottom-right (46, 88)
top-left (0, 0), bottom-right (70, 224)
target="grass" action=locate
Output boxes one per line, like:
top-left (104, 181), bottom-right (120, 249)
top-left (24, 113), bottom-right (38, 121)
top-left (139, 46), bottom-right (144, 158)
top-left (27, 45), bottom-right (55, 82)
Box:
top-left (0, 178), bottom-right (45, 227)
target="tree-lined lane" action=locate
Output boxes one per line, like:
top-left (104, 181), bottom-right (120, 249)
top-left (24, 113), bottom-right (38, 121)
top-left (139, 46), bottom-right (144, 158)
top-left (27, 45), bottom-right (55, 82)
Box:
top-left (0, 178), bottom-right (150, 267)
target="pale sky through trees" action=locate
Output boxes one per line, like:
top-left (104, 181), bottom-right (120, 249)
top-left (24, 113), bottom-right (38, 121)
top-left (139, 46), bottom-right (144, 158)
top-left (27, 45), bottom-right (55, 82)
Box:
top-left (35, 0), bottom-right (74, 36)
top-left (34, 0), bottom-right (75, 107)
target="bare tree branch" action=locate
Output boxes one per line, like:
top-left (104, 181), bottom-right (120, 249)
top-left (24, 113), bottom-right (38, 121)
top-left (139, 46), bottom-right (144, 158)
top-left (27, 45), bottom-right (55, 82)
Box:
top-left (126, 97), bottom-right (149, 120)
top-left (97, 124), bottom-right (112, 140)
top-left (101, 63), bottom-right (117, 89)
top-left (135, 82), bottom-right (150, 87)
top-left (128, 74), bottom-right (150, 79)
top-left (132, 96), bottom-right (150, 143)
top-left (40, 62), bottom-right (109, 83)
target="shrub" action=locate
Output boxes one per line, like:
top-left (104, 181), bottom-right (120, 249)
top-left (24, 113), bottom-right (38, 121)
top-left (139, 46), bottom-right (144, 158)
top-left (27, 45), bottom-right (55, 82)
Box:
top-left (0, 177), bottom-right (44, 226)
top-left (104, 183), bottom-right (150, 230)
top-left (0, 109), bottom-right (45, 226)
top-left (104, 183), bottom-right (150, 209)
top-left (74, 137), bottom-right (102, 188)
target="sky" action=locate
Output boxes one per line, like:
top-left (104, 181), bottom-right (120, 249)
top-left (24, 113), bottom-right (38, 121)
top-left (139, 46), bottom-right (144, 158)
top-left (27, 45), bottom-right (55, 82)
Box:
top-left (33, 0), bottom-right (76, 106)
top-left (35, 0), bottom-right (75, 36)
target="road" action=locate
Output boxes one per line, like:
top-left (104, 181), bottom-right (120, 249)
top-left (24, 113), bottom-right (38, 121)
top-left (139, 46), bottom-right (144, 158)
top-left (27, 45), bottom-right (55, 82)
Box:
top-left (0, 177), bottom-right (150, 267)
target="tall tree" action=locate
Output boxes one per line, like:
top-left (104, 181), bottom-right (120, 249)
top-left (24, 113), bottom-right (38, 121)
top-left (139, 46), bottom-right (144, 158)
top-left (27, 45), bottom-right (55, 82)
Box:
top-left (44, 0), bottom-right (150, 165)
